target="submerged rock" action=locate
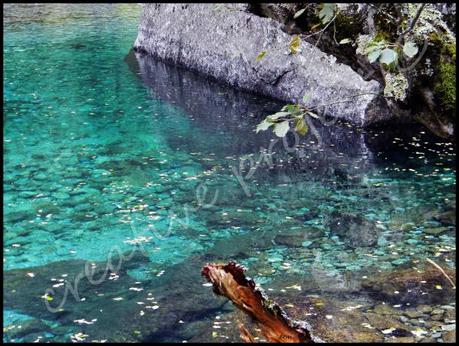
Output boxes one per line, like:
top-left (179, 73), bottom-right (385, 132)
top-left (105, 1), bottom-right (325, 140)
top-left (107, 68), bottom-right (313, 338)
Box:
top-left (361, 264), bottom-right (456, 305)
top-left (325, 211), bottom-right (380, 248)
top-left (434, 209), bottom-right (456, 227)
top-left (443, 330), bottom-right (456, 342)
top-left (134, 4), bottom-right (390, 126)
top-left (3, 251), bottom-right (228, 342)
top-left (423, 227), bottom-right (449, 236)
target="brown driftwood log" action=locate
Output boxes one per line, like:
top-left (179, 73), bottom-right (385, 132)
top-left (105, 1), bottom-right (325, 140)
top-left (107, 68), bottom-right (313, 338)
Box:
top-left (202, 261), bottom-right (320, 343)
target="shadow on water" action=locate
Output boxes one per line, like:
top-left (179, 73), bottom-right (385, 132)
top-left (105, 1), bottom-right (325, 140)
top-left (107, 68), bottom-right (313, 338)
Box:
top-left (126, 49), bottom-right (455, 185)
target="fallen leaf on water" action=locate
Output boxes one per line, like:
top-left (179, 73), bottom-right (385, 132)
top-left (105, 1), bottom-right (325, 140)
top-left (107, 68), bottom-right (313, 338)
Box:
top-left (382, 328), bottom-right (395, 334)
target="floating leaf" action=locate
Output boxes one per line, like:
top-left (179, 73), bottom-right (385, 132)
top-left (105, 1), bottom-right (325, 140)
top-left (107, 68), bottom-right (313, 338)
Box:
top-left (382, 328), bottom-right (396, 334)
top-left (302, 94), bottom-right (309, 103)
top-left (273, 121), bottom-right (290, 137)
top-left (295, 117), bottom-right (309, 135)
top-left (403, 41), bottom-right (418, 58)
top-left (294, 8), bottom-right (306, 19)
top-left (285, 284), bottom-right (302, 290)
top-left (379, 48), bottom-right (398, 65)
top-left (339, 38), bottom-right (351, 45)
top-left (256, 50), bottom-right (267, 62)
top-left (289, 35), bottom-right (301, 54)
top-left (41, 294), bottom-right (53, 301)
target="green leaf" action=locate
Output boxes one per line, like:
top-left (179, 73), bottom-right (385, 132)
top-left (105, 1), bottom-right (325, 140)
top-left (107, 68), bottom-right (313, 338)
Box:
top-left (295, 117), bottom-right (309, 135)
top-left (403, 41), bottom-right (418, 58)
top-left (273, 121), bottom-right (290, 137)
top-left (256, 50), bottom-right (267, 62)
top-left (282, 104), bottom-right (300, 113)
top-left (294, 8), bottom-right (306, 19)
top-left (339, 38), bottom-right (351, 45)
top-left (318, 3), bottom-right (336, 24)
top-left (41, 294), bottom-right (53, 301)
top-left (379, 48), bottom-right (398, 65)
top-left (266, 111), bottom-right (290, 121)
top-left (363, 40), bottom-right (385, 55)
top-left (289, 35), bottom-right (301, 54)
top-left (302, 94), bottom-right (309, 103)
top-left (367, 49), bottom-right (382, 63)
top-left (256, 119), bottom-right (273, 133)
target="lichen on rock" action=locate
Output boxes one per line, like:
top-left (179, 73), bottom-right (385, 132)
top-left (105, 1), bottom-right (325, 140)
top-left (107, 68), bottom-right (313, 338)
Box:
top-left (384, 73), bottom-right (409, 101)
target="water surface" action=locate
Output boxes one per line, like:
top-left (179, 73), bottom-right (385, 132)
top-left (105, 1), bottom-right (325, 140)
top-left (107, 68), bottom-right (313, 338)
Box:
top-left (3, 3), bottom-right (456, 343)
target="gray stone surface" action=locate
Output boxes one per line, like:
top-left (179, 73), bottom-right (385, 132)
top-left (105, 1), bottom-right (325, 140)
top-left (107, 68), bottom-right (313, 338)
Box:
top-left (134, 3), bottom-right (391, 126)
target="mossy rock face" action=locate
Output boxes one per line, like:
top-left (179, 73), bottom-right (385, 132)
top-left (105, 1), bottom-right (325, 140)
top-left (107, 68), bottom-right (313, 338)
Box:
top-left (442, 42), bottom-right (457, 61)
top-left (434, 62), bottom-right (456, 115)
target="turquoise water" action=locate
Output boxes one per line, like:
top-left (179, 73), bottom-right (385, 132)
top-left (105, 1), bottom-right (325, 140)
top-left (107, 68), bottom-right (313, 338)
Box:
top-left (3, 4), bottom-right (456, 343)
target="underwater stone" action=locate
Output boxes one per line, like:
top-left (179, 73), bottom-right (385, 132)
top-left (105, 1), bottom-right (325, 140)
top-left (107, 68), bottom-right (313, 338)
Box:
top-left (388, 336), bottom-right (415, 343)
top-left (365, 312), bottom-right (409, 331)
top-left (442, 324), bottom-right (456, 331)
top-left (424, 227), bottom-right (449, 235)
top-left (5, 318), bottom-right (51, 340)
top-left (326, 211), bottom-right (379, 248)
top-left (373, 304), bottom-right (400, 315)
top-left (5, 210), bottom-right (35, 223)
top-left (417, 305), bottom-right (434, 314)
top-left (431, 314), bottom-right (444, 321)
top-left (52, 192), bottom-right (70, 200)
top-left (274, 233), bottom-right (308, 248)
top-left (434, 209), bottom-right (456, 226)
top-left (444, 308), bottom-right (456, 321)
top-left (443, 330), bottom-right (456, 342)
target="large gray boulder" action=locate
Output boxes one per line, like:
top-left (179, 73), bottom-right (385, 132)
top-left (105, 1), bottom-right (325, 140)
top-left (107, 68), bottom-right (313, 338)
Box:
top-left (134, 3), bottom-right (391, 126)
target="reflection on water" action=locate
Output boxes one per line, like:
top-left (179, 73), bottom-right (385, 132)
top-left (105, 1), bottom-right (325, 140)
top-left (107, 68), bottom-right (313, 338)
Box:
top-left (3, 3), bottom-right (456, 343)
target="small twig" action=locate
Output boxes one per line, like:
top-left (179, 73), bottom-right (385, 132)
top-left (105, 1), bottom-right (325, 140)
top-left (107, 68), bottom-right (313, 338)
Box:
top-left (366, 5), bottom-right (376, 36)
top-left (397, 36), bottom-right (429, 73)
top-left (397, 3), bottom-right (426, 44)
top-left (333, 20), bottom-right (339, 45)
top-left (302, 9), bottom-right (340, 47)
top-left (315, 11), bottom-right (340, 47)
top-left (426, 258), bottom-right (456, 289)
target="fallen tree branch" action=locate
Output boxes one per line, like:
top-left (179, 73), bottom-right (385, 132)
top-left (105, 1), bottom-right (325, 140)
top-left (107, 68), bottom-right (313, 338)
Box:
top-left (201, 261), bottom-right (321, 343)
top-left (426, 258), bottom-right (456, 289)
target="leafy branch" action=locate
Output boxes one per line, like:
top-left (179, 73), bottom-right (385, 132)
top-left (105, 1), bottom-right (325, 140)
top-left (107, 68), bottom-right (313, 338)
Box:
top-left (256, 92), bottom-right (386, 137)
top-left (256, 96), bottom-right (313, 137)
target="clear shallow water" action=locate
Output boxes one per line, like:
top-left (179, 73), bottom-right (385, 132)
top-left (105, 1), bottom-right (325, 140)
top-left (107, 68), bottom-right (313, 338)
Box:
top-left (3, 4), bottom-right (456, 343)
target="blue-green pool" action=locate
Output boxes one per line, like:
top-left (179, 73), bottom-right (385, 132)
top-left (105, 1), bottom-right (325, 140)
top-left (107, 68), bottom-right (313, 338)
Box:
top-left (3, 4), bottom-right (456, 343)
